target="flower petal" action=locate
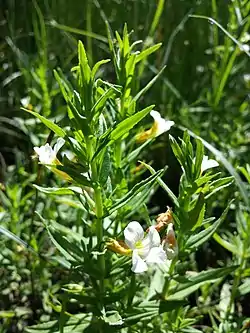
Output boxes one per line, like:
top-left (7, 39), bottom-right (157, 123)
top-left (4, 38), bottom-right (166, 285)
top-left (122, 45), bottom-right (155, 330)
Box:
top-left (139, 226), bottom-right (161, 258)
top-left (131, 250), bottom-right (148, 273)
top-left (159, 120), bottom-right (175, 134)
top-left (148, 226), bottom-right (161, 247)
top-left (34, 146), bottom-right (41, 156)
top-left (201, 155), bottom-right (219, 173)
top-left (34, 144), bottom-right (56, 164)
top-left (193, 155), bottom-right (219, 173)
top-left (124, 221), bottom-right (144, 249)
top-left (150, 111), bottom-right (174, 136)
top-left (53, 138), bottom-right (65, 155)
top-left (150, 110), bottom-right (162, 121)
top-left (145, 246), bottom-right (167, 265)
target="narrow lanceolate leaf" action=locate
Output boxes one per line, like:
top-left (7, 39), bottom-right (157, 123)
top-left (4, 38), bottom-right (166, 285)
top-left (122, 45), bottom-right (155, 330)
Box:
top-left (122, 23), bottom-right (130, 57)
top-left (135, 43), bottom-right (162, 63)
top-left (167, 265), bottom-right (238, 300)
top-left (54, 69), bottom-right (73, 102)
top-left (107, 169), bottom-right (164, 216)
top-left (0, 226), bottom-right (36, 254)
top-left (136, 300), bottom-right (186, 314)
top-left (205, 176), bottom-right (234, 199)
top-left (25, 313), bottom-right (91, 333)
top-left (99, 149), bottom-right (111, 185)
top-left (78, 41), bottom-right (91, 84)
top-left (22, 108), bottom-right (66, 137)
top-left (131, 66), bottom-right (166, 105)
top-left (46, 223), bottom-right (85, 263)
top-left (169, 135), bottom-right (186, 168)
top-left (213, 233), bottom-right (241, 256)
top-left (91, 59), bottom-right (110, 80)
top-left (124, 311), bottom-right (158, 326)
top-left (105, 21), bottom-right (119, 79)
top-left (56, 165), bottom-right (92, 187)
top-left (33, 185), bottom-right (83, 196)
top-left (91, 87), bottom-right (117, 116)
top-left (186, 199), bottom-right (234, 250)
top-left (194, 138), bottom-right (204, 179)
top-left (110, 104), bottom-right (155, 142)
top-left (238, 165), bottom-right (250, 184)
top-left (124, 140), bottom-right (151, 165)
top-left (188, 193), bottom-right (205, 231)
top-left (46, 226), bottom-right (75, 263)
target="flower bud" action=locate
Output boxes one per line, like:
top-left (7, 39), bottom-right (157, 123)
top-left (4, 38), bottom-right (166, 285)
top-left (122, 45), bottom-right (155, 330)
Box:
top-left (136, 129), bottom-right (153, 143)
top-left (51, 167), bottom-right (73, 181)
top-left (162, 223), bottom-right (178, 260)
top-left (106, 239), bottom-right (132, 256)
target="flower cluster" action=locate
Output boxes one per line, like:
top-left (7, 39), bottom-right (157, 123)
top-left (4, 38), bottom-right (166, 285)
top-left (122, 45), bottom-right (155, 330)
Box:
top-left (108, 219), bottom-right (178, 274)
top-left (33, 113), bottom-right (218, 275)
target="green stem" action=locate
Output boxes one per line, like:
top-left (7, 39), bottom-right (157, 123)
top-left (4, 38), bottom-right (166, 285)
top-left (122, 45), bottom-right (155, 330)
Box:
top-left (28, 162), bottom-right (42, 320)
top-left (59, 296), bottom-right (67, 333)
top-left (86, 137), bottom-right (105, 303)
top-left (162, 257), bottom-right (177, 297)
top-left (224, 251), bottom-right (246, 321)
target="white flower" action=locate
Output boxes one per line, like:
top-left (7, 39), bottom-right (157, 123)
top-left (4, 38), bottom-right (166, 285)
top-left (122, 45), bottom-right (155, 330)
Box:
top-left (136, 111), bottom-right (174, 143)
top-left (124, 221), bottom-right (166, 273)
top-left (20, 96), bottom-right (31, 107)
top-left (34, 138), bottom-right (65, 165)
top-left (243, 74), bottom-right (250, 83)
top-left (162, 223), bottom-right (178, 260)
top-left (201, 155), bottom-right (219, 173)
top-left (150, 110), bottom-right (175, 137)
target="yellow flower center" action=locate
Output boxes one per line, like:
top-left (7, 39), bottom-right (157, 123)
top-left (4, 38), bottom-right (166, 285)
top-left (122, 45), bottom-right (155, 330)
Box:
top-left (135, 240), bottom-right (143, 249)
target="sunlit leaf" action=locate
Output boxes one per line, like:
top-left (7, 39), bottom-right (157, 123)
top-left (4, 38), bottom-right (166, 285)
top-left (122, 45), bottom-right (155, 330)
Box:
top-left (22, 108), bottom-right (66, 137)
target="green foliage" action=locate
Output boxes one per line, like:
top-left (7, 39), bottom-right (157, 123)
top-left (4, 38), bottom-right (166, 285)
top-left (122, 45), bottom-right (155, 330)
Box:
top-left (1, 1), bottom-right (250, 333)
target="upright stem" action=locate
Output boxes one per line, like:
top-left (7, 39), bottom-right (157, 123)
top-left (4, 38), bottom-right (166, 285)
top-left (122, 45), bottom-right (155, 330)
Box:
top-left (86, 137), bottom-right (105, 302)
top-left (162, 257), bottom-right (177, 297)
top-left (28, 163), bottom-right (42, 320)
top-left (225, 249), bottom-right (246, 321)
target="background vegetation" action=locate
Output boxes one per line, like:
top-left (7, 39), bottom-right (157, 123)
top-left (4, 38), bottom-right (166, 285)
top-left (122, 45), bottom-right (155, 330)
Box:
top-left (1, 0), bottom-right (250, 332)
